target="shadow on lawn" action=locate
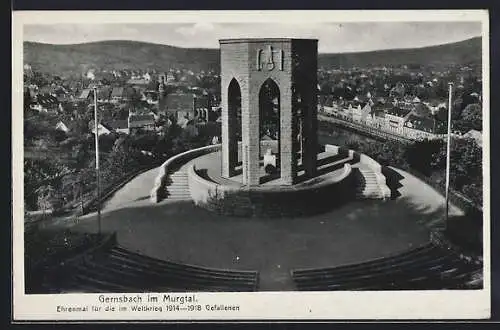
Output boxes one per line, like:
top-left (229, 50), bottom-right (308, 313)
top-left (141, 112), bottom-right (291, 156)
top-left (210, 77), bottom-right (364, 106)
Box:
top-left (63, 195), bottom-right (454, 285)
top-left (72, 193), bottom-right (445, 240)
top-left (390, 195), bottom-right (446, 229)
top-left (134, 196), bottom-right (150, 202)
top-left (382, 166), bottom-right (404, 199)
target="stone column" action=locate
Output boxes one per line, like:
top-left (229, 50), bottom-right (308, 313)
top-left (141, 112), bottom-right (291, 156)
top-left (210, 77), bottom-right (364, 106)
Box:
top-left (221, 78), bottom-right (232, 178)
top-left (245, 82), bottom-right (260, 186)
top-left (279, 78), bottom-right (294, 185)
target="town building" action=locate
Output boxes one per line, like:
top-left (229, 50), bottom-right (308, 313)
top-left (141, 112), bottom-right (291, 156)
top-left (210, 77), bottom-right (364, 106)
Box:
top-left (30, 94), bottom-right (59, 113)
top-left (111, 87), bottom-right (136, 103)
top-left (78, 89), bottom-right (93, 102)
top-left (106, 119), bottom-right (130, 135)
top-left (97, 87), bottom-right (112, 103)
top-left (128, 112), bottom-right (156, 133)
top-left (384, 106), bottom-right (413, 134)
top-left (159, 92), bottom-right (211, 122)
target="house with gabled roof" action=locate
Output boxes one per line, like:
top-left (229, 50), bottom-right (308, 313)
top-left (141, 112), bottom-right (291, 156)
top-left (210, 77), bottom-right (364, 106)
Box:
top-left (353, 102), bottom-right (372, 124)
top-left (106, 119), bottom-right (129, 135)
top-left (128, 112), bottom-right (156, 133)
top-left (30, 94), bottom-right (59, 113)
top-left (55, 120), bottom-right (71, 133)
top-left (111, 86), bottom-right (136, 103)
top-left (97, 87), bottom-right (112, 103)
top-left (78, 89), bottom-right (93, 101)
top-left (111, 87), bottom-right (125, 103)
top-left (89, 120), bottom-right (113, 136)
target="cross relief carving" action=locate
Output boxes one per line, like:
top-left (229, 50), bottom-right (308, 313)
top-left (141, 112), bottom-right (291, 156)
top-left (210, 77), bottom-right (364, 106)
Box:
top-left (256, 45), bottom-right (284, 71)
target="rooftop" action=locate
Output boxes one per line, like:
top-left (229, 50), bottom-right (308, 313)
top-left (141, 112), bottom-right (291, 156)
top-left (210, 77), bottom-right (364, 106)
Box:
top-left (219, 38), bottom-right (318, 44)
top-left (387, 106), bottom-right (412, 118)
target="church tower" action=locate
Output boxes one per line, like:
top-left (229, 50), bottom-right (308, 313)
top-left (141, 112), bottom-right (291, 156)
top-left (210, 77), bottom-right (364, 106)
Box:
top-left (158, 73), bottom-right (166, 100)
top-left (158, 73), bottom-right (167, 116)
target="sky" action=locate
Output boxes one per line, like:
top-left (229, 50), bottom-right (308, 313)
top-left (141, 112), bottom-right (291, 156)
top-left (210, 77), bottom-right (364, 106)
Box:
top-left (23, 22), bottom-right (482, 53)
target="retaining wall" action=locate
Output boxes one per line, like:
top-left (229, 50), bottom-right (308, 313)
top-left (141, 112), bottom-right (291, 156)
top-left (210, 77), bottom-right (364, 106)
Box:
top-left (150, 144), bottom-right (222, 203)
top-left (188, 161), bottom-right (355, 218)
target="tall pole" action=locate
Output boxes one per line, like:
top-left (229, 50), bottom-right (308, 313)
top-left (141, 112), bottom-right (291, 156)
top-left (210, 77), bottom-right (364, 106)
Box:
top-left (445, 82), bottom-right (453, 228)
top-left (93, 86), bottom-right (101, 234)
top-left (80, 180), bottom-right (84, 215)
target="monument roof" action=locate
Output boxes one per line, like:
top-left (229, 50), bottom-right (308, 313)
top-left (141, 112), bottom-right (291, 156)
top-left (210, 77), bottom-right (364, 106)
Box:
top-left (219, 38), bottom-right (318, 44)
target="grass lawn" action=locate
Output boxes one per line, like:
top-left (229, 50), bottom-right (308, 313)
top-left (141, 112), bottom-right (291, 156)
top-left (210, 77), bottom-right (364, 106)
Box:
top-left (71, 195), bottom-right (431, 290)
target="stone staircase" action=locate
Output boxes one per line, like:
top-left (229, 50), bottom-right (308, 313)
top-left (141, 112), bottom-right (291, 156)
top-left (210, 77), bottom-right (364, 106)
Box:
top-left (64, 246), bottom-right (259, 293)
top-left (165, 168), bottom-right (191, 200)
top-left (291, 243), bottom-right (481, 291)
top-left (355, 167), bottom-right (383, 199)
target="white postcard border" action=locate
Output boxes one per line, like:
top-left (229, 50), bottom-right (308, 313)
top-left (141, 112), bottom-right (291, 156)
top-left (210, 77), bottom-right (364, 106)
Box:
top-left (12, 9), bottom-right (491, 321)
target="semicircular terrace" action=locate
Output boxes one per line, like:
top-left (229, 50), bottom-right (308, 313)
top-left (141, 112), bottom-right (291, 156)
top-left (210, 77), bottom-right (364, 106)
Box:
top-left (58, 142), bottom-right (465, 291)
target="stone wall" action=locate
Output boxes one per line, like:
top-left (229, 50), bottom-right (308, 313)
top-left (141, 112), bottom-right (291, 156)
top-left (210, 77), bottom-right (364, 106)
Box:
top-left (150, 144), bottom-right (222, 203)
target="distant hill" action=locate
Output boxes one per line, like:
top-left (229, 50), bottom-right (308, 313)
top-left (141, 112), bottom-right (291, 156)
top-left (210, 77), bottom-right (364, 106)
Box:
top-left (23, 40), bottom-right (220, 76)
top-left (318, 37), bottom-right (481, 68)
top-left (24, 37), bottom-right (481, 76)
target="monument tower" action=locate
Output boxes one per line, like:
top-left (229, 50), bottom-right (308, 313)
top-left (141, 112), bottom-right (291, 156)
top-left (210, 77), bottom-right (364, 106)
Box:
top-left (220, 38), bottom-right (319, 186)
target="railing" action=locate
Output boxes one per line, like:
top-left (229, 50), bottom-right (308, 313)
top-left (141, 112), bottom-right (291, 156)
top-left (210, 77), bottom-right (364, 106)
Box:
top-left (319, 113), bottom-right (417, 144)
top-left (319, 115), bottom-right (481, 211)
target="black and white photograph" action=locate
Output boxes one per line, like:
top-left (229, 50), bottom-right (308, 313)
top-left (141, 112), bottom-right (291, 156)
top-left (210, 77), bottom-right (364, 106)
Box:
top-left (12, 10), bottom-right (490, 320)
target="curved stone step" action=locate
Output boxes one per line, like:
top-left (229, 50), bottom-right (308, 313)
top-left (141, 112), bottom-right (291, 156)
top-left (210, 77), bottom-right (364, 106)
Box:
top-left (356, 167), bottom-right (383, 199)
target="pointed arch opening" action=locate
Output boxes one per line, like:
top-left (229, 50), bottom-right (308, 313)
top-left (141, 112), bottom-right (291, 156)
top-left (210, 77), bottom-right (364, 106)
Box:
top-left (259, 78), bottom-right (281, 182)
top-left (227, 78), bottom-right (242, 176)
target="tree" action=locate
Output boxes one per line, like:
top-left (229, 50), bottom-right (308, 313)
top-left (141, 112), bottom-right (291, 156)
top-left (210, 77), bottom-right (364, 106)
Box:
top-left (36, 185), bottom-right (54, 214)
top-left (450, 138), bottom-right (482, 190)
top-left (405, 139), bottom-right (444, 176)
top-left (31, 71), bottom-right (49, 87)
top-left (460, 103), bottom-right (482, 131)
top-left (36, 184), bottom-right (63, 214)
top-left (433, 137), bottom-right (482, 197)
top-left (24, 88), bottom-right (33, 113)
top-left (99, 134), bottom-right (118, 153)
top-left (462, 182), bottom-right (483, 206)
top-left (71, 118), bottom-right (90, 136)
top-left (451, 98), bottom-right (464, 120)
top-left (146, 80), bottom-right (159, 91)
top-left (435, 107), bottom-right (448, 122)
top-left (72, 142), bottom-right (89, 168)
top-left (113, 134), bottom-right (132, 153)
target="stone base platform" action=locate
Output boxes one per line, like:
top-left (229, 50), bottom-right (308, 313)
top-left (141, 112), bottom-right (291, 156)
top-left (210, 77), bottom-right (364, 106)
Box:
top-left (187, 145), bottom-right (359, 218)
